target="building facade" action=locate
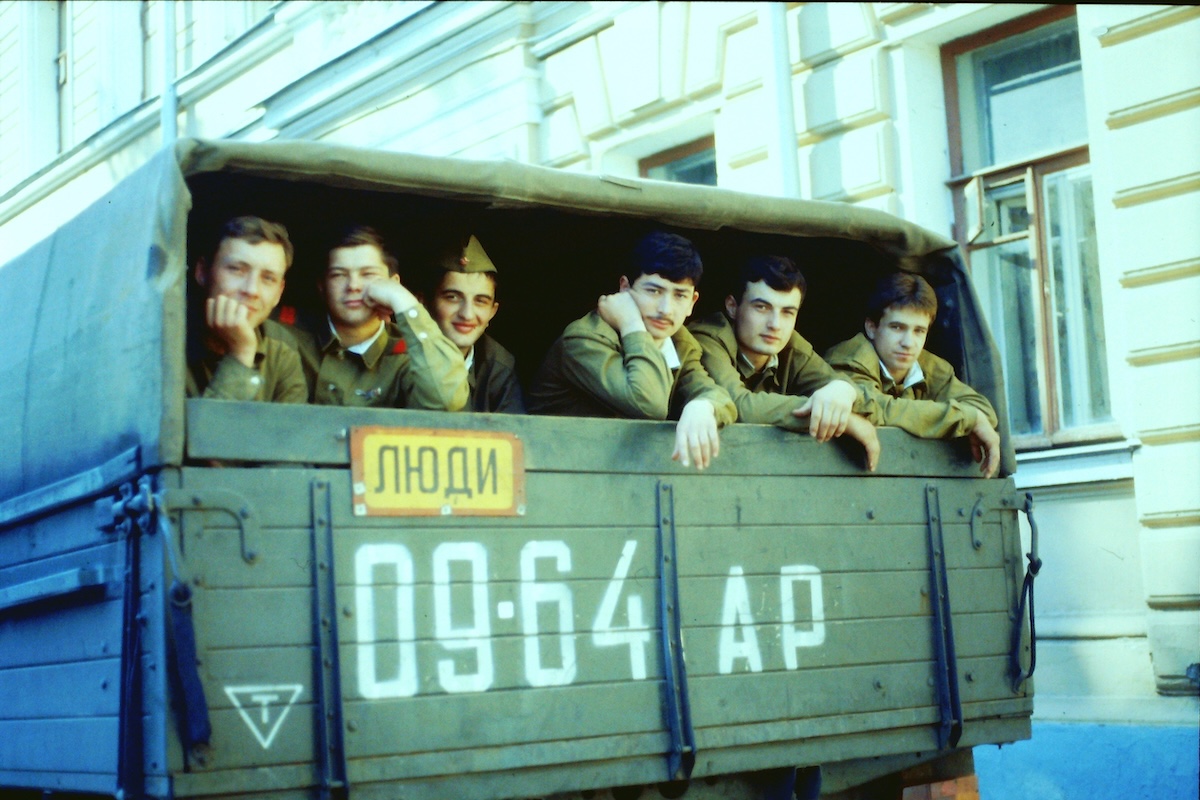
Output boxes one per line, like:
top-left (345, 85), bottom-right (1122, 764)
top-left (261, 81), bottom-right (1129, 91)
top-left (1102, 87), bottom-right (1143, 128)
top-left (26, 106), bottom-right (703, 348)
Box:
top-left (1, 2), bottom-right (1197, 797)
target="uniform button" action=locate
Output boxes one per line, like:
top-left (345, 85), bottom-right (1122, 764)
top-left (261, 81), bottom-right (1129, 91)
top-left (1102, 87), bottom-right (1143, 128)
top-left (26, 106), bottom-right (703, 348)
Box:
top-left (327, 383), bottom-right (337, 392)
top-left (249, 375), bottom-right (262, 386)
top-left (407, 308), bottom-right (418, 318)
top-left (417, 332), bottom-right (427, 340)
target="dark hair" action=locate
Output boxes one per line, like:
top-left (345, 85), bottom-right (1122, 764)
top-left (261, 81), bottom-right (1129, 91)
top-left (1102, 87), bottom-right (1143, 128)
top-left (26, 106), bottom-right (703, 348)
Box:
top-left (731, 255), bottom-right (807, 305)
top-left (627, 231), bottom-right (703, 285)
top-left (208, 215), bottom-right (294, 269)
top-left (327, 225), bottom-right (399, 276)
top-left (866, 272), bottom-right (937, 324)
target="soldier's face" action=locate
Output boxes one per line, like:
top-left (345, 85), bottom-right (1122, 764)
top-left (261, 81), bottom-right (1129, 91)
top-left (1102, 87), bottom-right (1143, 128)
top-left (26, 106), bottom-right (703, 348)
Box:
top-left (198, 237), bottom-right (287, 329)
top-left (620, 273), bottom-right (698, 342)
top-left (725, 280), bottom-right (802, 362)
top-left (865, 306), bottom-right (931, 382)
top-left (323, 244), bottom-right (394, 328)
top-left (433, 271), bottom-right (499, 356)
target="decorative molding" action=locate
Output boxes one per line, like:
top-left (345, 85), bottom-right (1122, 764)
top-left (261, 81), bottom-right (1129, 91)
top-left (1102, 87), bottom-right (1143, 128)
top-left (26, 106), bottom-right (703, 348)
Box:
top-left (874, 3), bottom-right (934, 27)
top-left (1107, 87), bottom-right (1200, 130)
top-left (529, 2), bottom-right (624, 59)
top-left (1145, 594), bottom-right (1200, 611)
top-left (1126, 340), bottom-right (1200, 367)
top-left (1096, 5), bottom-right (1200, 48)
top-left (727, 145), bottom-right (769, 171)
top-left (1120, 256), bottom-right (1200, 288)
top-left (795, 49), bottom-right (890, 146)
top-left (262, 2), bottom-right (516, 139)
top-left (1112, 172), bottom-right (1200, 208)
top-left (1034, 611), bottom-right (1146, 640)
top-left (792, 3), bottom-right (882, 70)
top-left (1138, 423), bottom-right (1200, 447)
top-left (0, 99), bottom-right (160, 228)
top-left (1140, 509), bottom-right (1200, 529)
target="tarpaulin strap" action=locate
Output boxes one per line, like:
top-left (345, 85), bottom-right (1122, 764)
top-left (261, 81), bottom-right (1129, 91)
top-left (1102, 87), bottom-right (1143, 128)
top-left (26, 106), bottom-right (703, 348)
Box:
top-left (1010, 493), bottom-right (1041, 693)
top-left (159, 508), bottom-right (212, 748)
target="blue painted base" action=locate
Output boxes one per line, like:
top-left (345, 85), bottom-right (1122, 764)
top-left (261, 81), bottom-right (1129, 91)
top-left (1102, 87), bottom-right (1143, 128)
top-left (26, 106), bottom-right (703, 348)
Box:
top-left (974, 722), bottom-right (1199, 800)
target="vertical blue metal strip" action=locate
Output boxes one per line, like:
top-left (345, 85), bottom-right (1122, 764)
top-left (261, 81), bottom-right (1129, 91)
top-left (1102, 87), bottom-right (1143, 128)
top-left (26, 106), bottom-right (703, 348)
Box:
top-left (925, 484), bottom-right (963, 749)
top-left (656, 481), bottom-right (696, 781)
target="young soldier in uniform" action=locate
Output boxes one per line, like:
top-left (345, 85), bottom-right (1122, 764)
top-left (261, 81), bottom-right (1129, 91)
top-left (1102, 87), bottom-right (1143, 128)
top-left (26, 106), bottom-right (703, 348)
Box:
top-left (286, 225), bottom-right (468, 410)
top-left (529, 231), bottom-right (736, 470)
top-left (825, 272), bottom-right (1000, 477)
top-left (188, 215), bottom-right (307, 403)
top-left (427, 236), bottom-right (525, 413)
top-left (688, 255), bottom-right (880, 470)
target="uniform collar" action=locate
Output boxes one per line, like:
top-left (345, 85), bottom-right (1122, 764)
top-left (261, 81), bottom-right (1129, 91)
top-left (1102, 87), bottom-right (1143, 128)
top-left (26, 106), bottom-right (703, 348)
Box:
top-left (660, 336), bottom-right (681, 370)
top-left (737, 350), bottom-right (779, 380)
top-left (881, 356), bottom-right (925, 391)
top-left (326, 317), bottom-right (386, 355)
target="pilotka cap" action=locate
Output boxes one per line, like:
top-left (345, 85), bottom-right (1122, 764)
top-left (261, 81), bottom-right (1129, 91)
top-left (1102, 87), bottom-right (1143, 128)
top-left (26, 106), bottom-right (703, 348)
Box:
top-left (439, 235), bottom-right (496, 274)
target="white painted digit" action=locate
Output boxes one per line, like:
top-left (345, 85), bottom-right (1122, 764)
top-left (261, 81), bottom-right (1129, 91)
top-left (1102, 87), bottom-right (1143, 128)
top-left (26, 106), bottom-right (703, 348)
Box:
top-left (591, 539), bottom-right (650, 680)
top-left (718, 565), bottom-right (762, 674)
top-left (354, 544), bottom-right (418, 699)
top-left (781, 565), bottom-right (826, 668)
top-left (520, 540), bottom-right (577, 686)
top-left (433, 542), bottom-right (494, 693)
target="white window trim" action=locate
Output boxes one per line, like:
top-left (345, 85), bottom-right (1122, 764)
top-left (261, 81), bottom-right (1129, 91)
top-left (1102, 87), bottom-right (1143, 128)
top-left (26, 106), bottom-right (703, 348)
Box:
top-left (1013, 438), bottom-right (1139, 490)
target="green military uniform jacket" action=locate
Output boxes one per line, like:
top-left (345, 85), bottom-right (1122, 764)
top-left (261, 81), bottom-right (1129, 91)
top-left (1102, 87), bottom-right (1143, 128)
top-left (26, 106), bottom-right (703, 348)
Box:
top-left (186, 320), bottom-right (308, 403)
top-left (824, 332), bottom-right (998, 438)
top-left (528, 310), bottom-right (736, 424)
top-left (285, 305), bottom-right (469, 410)
top-left (688, 312), bottom-right (867, 432)
top-left (470, 334), bottom-right (525, 414)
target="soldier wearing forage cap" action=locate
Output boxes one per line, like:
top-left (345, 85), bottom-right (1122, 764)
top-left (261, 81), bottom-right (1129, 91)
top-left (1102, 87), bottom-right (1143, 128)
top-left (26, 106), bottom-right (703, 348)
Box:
top-left (426, 235), bottom-right (525, 413)
top-left (282, 225), bottom-right (468, 410)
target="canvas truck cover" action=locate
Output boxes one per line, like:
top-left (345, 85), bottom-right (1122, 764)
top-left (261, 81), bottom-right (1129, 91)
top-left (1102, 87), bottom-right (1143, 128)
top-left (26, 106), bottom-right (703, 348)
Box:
top-left (0, 137), bottom-right (1013, 507)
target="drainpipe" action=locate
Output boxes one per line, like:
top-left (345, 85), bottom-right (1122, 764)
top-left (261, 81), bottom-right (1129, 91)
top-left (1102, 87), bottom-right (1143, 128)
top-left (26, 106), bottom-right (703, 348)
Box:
top-left (161, 0), bottom-right (177, 145)
top-left (761, 3), bottom-right (801, 198)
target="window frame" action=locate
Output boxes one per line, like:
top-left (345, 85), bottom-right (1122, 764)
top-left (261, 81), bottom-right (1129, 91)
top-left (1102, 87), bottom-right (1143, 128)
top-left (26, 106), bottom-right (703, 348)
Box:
top-left (941, 5), bottom-right (1119, 451)
top-left (637, 135), bottom-right (717, 185)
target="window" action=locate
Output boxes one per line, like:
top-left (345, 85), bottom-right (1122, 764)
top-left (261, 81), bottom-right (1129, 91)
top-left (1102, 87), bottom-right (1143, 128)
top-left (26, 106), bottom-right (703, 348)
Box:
top-left (54, 0), bottom-right (147, 152)
top-left (638, 136), bottom-right (717, 186)
top-left (944, 8), bottom-right (1113, 448)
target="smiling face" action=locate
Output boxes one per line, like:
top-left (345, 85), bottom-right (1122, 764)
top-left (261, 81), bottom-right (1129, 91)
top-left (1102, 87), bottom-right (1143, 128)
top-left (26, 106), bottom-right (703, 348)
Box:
top-left (725, 279), bottom-right (802, 371)
top-left (431, 270), bottom-right (499, 355)
top-left (620, 273), bottom-right (699, 342)
top-left (196, 236), bottom-right (288, 328)
top-left (865, 305), bottom-right (932, 383)
top-left (322, 244), bottom-right (395, 331)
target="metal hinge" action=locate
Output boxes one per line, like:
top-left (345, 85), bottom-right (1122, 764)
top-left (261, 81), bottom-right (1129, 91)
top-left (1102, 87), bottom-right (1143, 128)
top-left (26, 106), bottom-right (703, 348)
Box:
top-left (95, 475), bottom-right (155, 537)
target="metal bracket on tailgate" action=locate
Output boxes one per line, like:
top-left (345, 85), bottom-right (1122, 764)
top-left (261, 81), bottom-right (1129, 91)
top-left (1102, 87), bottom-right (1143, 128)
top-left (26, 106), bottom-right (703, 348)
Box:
top-left (161, 488), bottom-right (261, 563)
top-left (925, 485), bottom-right (963, 749)
top-left (656, 482), bottom-right (696, 782)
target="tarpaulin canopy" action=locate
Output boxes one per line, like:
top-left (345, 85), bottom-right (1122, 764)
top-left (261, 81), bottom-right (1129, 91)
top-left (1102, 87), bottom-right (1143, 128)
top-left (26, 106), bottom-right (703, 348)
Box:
top-left (0, 137), bottom-right (1012, 500)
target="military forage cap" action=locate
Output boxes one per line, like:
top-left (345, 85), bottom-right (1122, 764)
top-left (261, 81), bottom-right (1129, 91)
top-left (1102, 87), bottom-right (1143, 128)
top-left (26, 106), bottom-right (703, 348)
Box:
top-left (440, 235), bottom-right (496, 274)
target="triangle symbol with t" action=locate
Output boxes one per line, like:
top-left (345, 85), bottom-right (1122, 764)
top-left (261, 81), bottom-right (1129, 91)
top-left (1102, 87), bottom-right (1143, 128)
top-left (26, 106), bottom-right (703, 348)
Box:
top-left (224, 684), bottom-right (304, 749)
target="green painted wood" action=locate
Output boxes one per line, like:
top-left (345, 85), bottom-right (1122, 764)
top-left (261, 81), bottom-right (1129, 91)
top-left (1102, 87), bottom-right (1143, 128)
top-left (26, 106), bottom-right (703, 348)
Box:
top-left (162, 452), bottom-right (1028, 800)
top-left (186, 401), bottom-right (985, 479)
